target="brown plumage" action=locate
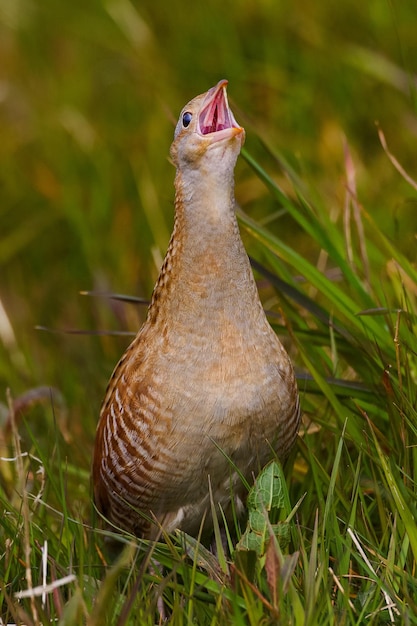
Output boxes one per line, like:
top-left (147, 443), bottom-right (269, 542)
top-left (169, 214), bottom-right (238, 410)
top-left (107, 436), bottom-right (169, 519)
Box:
top-left (92, 80), bottom-right (300, 539)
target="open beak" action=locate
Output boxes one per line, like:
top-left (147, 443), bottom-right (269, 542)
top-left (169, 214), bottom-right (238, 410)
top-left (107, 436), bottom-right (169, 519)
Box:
top-left (198, 80), bottom-right (244, 141)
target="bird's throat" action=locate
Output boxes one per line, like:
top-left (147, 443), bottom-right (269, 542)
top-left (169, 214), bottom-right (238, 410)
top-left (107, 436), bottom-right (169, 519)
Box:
top-left (146, 173), bottom-right (254, 330)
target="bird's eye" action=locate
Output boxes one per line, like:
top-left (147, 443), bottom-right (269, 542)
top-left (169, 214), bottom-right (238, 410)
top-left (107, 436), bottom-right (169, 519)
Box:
top-left (182, 112), bottom-right (192, 128)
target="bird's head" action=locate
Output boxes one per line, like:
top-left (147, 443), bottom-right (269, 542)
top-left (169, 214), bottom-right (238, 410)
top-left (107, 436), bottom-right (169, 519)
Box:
top-left (170, 80), bottom-right (245, 174)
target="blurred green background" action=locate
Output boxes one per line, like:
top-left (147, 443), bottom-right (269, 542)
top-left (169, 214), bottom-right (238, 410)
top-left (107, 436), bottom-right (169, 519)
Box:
top-left (1, 0), bottom-right (416, 465)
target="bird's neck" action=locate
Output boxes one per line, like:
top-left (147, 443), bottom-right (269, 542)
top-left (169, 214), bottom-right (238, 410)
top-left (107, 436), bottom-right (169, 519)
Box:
top-left (146, 165), bottom-right (258, 325)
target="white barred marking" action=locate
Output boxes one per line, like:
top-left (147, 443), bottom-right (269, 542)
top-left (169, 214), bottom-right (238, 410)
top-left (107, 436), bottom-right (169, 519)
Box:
top-left (115, 387), bottom-right (124, 413)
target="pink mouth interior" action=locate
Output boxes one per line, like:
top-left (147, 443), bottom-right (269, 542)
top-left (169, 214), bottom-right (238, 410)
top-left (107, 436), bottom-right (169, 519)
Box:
top-left (199, 87), bottom-right (236, 135)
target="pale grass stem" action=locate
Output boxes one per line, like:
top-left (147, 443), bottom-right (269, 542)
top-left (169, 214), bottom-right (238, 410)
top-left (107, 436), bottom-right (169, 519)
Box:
top-left (347, 527), bottom-right (400, 622)
top-left (7, 388), bottom-right (39, 625)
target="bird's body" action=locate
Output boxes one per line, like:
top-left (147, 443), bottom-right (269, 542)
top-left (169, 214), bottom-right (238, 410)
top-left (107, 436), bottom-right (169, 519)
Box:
top-left (93, 81), bottom-right (300, 538)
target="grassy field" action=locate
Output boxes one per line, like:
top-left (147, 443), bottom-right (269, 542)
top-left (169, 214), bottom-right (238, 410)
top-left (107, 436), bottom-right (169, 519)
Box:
top-left (1, 1), bottom-right (417, 623)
